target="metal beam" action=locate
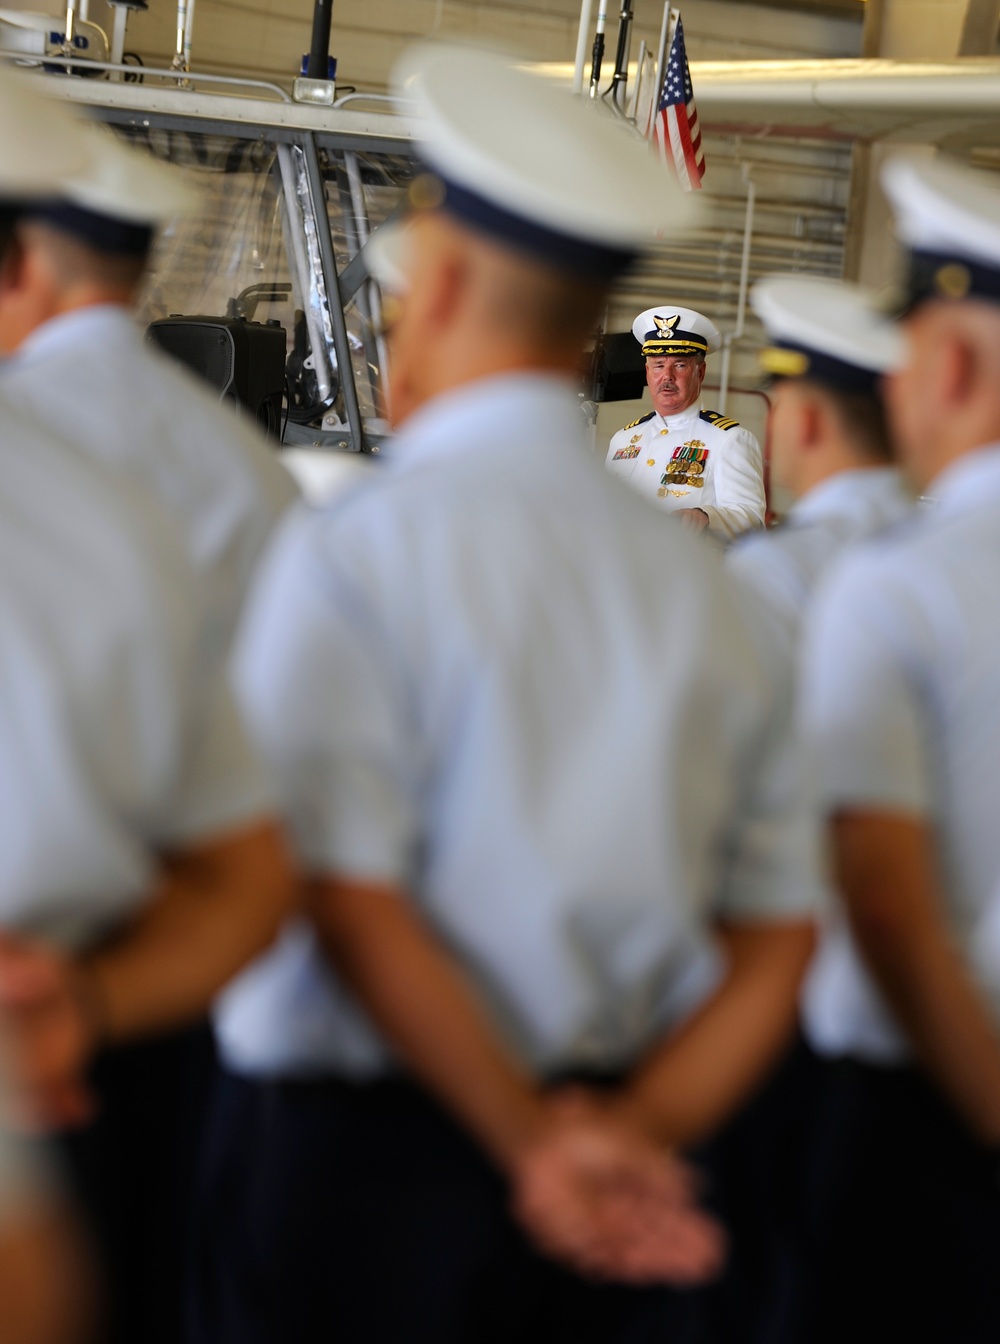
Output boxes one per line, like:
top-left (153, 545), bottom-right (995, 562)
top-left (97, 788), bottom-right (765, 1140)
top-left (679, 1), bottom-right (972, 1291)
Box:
top-left (865, 0), bottom-right (999, 57)
top-left (302, 132), bottom-right (367, 454)
top-left (960, 0), bottom-right (1000, 53)
top-left (337, 199), bottom-right (408, 304)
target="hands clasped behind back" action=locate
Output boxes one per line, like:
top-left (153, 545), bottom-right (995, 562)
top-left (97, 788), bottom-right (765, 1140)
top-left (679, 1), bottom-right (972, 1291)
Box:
top-left (510, 1088), bottom-right (725, 1286)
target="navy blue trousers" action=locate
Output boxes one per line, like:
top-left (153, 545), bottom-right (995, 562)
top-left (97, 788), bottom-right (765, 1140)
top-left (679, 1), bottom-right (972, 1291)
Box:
top-left (186, 1069), bottom-right (714, 1344)
top-left (732, 1043), bottom-right (1000, 1344)
top-left (58, 1022), bottom-right (218, 1344)
top-left (797, 1052), bottom-right (1000, 1343)
top-left (696, 1038), bottom-right (823, 1344)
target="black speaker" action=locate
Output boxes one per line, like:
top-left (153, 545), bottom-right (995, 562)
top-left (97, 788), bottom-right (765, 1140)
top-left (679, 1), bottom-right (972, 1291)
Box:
top-left (590, 331), bottom-right (646, 402)
top-left (146, 315), bottom-right (287, 440)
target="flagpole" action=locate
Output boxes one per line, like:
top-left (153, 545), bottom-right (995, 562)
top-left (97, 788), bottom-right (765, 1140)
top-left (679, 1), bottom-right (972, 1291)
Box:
top-left (653, 4), bottom-right (676, 124)
top-left (573, 0), bottom-right (595, 94)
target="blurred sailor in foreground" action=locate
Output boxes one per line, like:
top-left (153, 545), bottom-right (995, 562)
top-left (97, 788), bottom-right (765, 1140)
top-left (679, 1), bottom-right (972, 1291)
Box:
top-left (794, 155), bottom-right (1000, 1342)
top-left (720, 276), bottom-right (912, 1340)
top-left (0, 72), bottom-right (293, 1344)
top-left (731, 275), bottom-right (911, 664)
top-left (605, 304), bottom-right (766, 539)
top-left (0, 110), bottom-right (299, 1344)
top-left (193, 43), bottom-right (818, 1344)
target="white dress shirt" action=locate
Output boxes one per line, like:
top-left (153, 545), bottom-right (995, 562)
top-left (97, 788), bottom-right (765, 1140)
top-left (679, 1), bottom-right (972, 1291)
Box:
top-left (604, 400), bottom-right (766, 541)
top-left (216, 372), bottom-right (819, 1080)
top-left (729, 468), bottom-right (913, 675)
top-left (0, 396), bottom-right (270, 949)
top-left (800, 445), bottom-right (1000, 1061)
top-left (727, 468), bottom-right (916, 1058)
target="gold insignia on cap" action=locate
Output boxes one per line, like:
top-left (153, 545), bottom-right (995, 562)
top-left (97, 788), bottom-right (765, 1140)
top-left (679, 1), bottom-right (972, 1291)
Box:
top-left (408, 173), bottom-right (446, 211)
top-left (641, 311), bottom-right (709, 359)
top-left (653, 314), bottom-right (682, 337)
top-left (934, 263), bottom-right (971, 299)
top-left (759, 347), bottom-right (810, 378)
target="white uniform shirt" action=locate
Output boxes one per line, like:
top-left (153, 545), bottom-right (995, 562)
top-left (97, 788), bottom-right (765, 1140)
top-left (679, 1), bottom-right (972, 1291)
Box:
top-left (800, 445), bottom-right (1000, 1061)
top-left (0, 397), bottom-right (270, 949)
top-left (727, 469), bottom-right (915, 1054)
top-left (216, 372), bottom-right (819, 1081)
top-left (728, 468), bottom-right (913, 675)
top-left (605, 401), bottom-right (766, 541)
top-left (1, 304), bottom-right (298, 651)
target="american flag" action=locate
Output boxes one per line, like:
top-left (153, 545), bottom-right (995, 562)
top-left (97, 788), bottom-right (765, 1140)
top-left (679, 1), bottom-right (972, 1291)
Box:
top-left (653, 14), bottom-right (704, 191)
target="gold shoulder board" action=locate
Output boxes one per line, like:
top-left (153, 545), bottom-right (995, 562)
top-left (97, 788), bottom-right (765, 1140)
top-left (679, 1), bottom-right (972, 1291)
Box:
top-left (624, 411), bottom-right (656, 431)
top-left (700, 409), bottom-right (740, 431)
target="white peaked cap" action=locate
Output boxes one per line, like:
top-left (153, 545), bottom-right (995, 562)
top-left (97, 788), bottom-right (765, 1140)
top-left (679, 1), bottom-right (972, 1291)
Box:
top-left (751, 276), bottom-right (904, 375)
top-left (881, 155), bottom-right (1000, 271)
top-left (0, 65), bottom-right (98, 197)
top-left (632, 304), bottom-right (721, 355)
top-left (365, 219), bottom-right (413, 295)
top-left (392, 42), bottom-right (699, 275)
top-left (60, 121), bottom-right (200, 224)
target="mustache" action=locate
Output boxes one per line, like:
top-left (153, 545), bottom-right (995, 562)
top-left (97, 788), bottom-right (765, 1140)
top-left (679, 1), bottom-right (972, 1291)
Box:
top-left (655, 382), bottom-right (679, 393)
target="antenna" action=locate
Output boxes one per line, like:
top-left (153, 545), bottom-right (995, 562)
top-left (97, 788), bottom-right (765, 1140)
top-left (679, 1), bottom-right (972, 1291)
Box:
top-left (589, 0), bottom-right (607, 98)
top-left (609, 0), bottom-right (634, 110)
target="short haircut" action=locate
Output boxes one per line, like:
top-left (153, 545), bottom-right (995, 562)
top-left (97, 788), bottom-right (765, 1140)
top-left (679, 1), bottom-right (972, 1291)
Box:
top-left (483, 254), bottom-right (609, 353)
top-left (20, 218), bottom-right (149, 294)
top-left (810, 380), bottom-right (894, 464)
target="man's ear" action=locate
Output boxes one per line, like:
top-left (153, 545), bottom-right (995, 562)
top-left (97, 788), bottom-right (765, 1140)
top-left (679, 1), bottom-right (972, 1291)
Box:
top-left (696, 358), bottom-right (707, 387)
top-left (784, 384), bottom-right (822, 456)
top-left (418, 230), bottom-right (469, 335)
top-left (796, 387), bottom-right (823, 451)
top-left (938, 326), bottom-right (975, 411)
